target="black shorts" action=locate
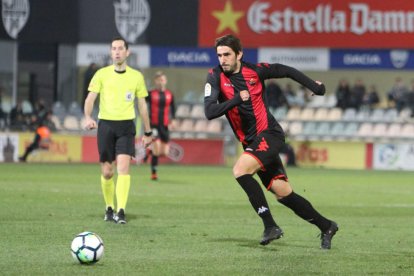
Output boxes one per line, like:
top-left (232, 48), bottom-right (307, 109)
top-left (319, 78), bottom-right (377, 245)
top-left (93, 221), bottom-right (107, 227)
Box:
top-left (151, 125), bottom-right (170, 143)
top-left (243, 129), bottom-right (288, 190)
top-left (97, 119), bottom-right (136, 163)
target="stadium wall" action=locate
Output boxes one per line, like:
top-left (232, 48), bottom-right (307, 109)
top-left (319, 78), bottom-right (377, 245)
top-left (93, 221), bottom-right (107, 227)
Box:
top-left (0, 133), bottom-right (224, 165)
top-left (2, 133), bottom-right (414, 171)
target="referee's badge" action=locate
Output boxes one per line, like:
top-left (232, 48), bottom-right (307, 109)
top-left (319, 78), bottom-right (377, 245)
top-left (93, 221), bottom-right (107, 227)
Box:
top-left (125, 91), bottom-right (134, 101)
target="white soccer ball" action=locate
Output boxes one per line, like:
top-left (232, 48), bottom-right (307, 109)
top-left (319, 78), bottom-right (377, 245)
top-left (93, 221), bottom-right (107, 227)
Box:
top-left (71, 232), bottom-right (104, 264)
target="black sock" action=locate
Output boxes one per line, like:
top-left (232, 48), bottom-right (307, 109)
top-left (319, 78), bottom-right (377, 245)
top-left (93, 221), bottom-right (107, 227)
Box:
top-left (151, 155), bottom-right (158, 174)
top-left (236, 174), bottom-right (277, 229)
top-left (278, 192), bottom-right (331, 232)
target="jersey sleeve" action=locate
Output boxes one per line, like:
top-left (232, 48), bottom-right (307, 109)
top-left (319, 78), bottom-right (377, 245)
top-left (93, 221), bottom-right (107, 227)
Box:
top-left (204, 69), bottom-right (243, 120)
top-left (258, 63), bottom-right (325, 95)
top-left (135, 72), bottom-right (148, 98)
top-left (87, 70), bottom-right (102, 93)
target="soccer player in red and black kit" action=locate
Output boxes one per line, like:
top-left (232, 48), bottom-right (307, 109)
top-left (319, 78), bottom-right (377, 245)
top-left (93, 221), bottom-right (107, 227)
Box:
top-left (204, 34), bottom-right (338, 249)
top-left (146, 71), bottom-right (176, 180)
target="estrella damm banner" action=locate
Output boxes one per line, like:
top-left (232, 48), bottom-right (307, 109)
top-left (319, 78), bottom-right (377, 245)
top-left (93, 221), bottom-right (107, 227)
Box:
top-left (199, 0), bottom-right (414, 48)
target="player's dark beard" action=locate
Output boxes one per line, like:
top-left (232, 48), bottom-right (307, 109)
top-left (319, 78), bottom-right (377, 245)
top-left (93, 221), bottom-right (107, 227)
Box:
top-left (221, 62), bottom-right (237, 74)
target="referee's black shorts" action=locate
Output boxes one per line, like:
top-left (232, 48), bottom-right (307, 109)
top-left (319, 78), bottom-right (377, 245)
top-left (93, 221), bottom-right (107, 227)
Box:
top-left (243, 129), bottom-right (288, 190)
top-left (97, 119), bottom-right (136, 163)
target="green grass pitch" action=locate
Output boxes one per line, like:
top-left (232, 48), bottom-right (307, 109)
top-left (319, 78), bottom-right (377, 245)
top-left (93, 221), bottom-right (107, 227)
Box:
top-left (0, 163), bottom-right (413, 275)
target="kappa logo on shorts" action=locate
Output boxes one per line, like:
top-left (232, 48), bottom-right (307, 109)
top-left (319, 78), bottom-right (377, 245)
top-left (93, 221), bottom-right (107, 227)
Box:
top-left (256, 137), bottom-right (269, 152)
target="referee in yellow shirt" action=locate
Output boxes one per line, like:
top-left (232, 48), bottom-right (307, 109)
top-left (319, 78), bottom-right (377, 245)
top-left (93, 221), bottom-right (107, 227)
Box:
top-left (84, 37), bottom-right (152, 224)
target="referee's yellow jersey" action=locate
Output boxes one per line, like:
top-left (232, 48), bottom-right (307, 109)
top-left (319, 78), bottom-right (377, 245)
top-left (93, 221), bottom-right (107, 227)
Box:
top-left (88, 65), bottom-right (148, 120)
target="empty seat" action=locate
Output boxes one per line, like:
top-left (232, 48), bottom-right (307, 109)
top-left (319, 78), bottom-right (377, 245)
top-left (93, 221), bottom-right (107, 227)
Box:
top-left (22, 100), bottom-right (33, 114)
top-left (327, 108), bottom-right (343, 121)
top-left (193, 119), bottom-right (208, 132)
top-left (63, 115), bottom-right (80, 130)
top-left (207, 120), bottom-right (222, 133)
top-left (400, 124), bottom-right (414, 138)
top-left (355, 109), bottom-right (371, 122)
top-left (179, 119), bottom-right (194, 132)
top-left (383, 108), bottom-right (398, 123)
top-left (370, 109), bottom-right (385, 122)
top-left (67, 101), bottom-right (83, 117)
top-left (307, 95), bottom-right (325, 108)
top-left (285, 107), bottom-right (301, 121)
top-left (371, 123), bottom-right (388, 138)
top-left (330, 122), bottom-right (346, 137)
top-left (313, 108), bottom-right (329, 121)
top-left (52, 101), bottom-right (67, 120)
top-left (387, 123), bottom-right (402, 137)
top-left (288, 121), bottom-right (303, 136)
top-left (357, 122), bottom-right (374, 138)
top-left (190, 104), bottom-right (205, 119)
top-left (343, 122), bottom-right (359, 137)
top-left (175, 104), bottom-right (191, 118)
top-left (315, 122), bottom-right (331, 137)
top-left (342, 108), bottom-right (357, 122)
top-left (398, 108), bottom-right (412, 122)
top-left (50, 115), bottom-right (63, 130)
top-left (299, 107), bottom-right (315, 121)
top-left (301, 121), bottom-right (318, 136)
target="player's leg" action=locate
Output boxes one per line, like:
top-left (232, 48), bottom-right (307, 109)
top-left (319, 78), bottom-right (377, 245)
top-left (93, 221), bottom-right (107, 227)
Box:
top-left (150, 139), bottom-right (160, 180)
top-left (233, 153), bottom-right (283, 245)
top-left (97, 120), bottom-right (116, 221)
top-left (19, 134), bottom-right (41, 161)
top-left (269, 179), bottom-right (338, 249)
top-left (114, 154), bottom-right (131, 224)
top-left (113, 120), bottom-right (136, 224)
top-left (100, 162), bottom-right (115, 221)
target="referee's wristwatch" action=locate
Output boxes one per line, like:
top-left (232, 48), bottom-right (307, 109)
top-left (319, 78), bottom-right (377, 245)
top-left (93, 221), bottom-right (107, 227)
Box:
top-left (144, 131), bottom-right (153, 137)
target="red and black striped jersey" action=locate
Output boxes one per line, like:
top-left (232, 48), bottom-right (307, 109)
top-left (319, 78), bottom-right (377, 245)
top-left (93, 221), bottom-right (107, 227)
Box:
top-left (204, 61), bottom-right (325, 144)
top-left (147, 89), bottom-right (176, 127)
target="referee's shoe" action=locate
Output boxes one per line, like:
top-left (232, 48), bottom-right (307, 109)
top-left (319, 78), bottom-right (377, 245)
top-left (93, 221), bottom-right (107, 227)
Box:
top-left (104, 207), bottom-right (115, 222)
top-left (114, 209), bottom-right (127, 224)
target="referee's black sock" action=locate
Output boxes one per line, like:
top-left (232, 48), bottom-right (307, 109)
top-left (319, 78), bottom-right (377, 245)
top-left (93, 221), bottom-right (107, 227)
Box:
top-left (151, 155), bottom-right (158, 174)
top-left (236, 174), bottom-right (277, 229)
top-left (278, 192), bottom-right (331, 232)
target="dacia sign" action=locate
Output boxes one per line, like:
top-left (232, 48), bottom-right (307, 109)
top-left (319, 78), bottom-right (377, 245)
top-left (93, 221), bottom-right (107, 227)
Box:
top-left (151, 47), bottom-right (258, 67)
top-left (330, 49), bottom-right (414, 69)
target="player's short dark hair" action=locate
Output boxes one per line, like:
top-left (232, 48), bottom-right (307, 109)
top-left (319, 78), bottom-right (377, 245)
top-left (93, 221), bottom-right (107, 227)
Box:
top-left (111, 36), bottom-right (129, 49)
top-left (154, 70), bottom-right (166, 79)
top-left (215, 34), bottom-right (243, 55)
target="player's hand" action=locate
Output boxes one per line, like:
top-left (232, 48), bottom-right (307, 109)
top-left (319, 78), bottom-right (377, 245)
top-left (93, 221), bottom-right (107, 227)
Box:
top-left (240, 90), bottom-right (250, 101)
top-left (141, 135), bottom-right (153, 148)
top-left (84, 117), bottom-right (97, 130)
top-left (311, 81), bottom-right (326, 96)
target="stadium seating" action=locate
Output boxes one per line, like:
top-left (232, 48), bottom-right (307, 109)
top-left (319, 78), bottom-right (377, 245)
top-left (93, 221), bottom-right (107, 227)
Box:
top-left (190, 104), bottom-right (204, 119)
top-left (52, 101), bottom-right (67, 121)
top-left (299, 107), bottom-right (315, 121)
top-left (21, 100), bottom-right (33, 114)
top-left (342, 108), bottom-right (357, 122)
top-left (175, 104), bottom-right (191, 118)
top-left (286, 107), bottom-right (301, 121)
top-left (63, 115), bottom-right (80, 131)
